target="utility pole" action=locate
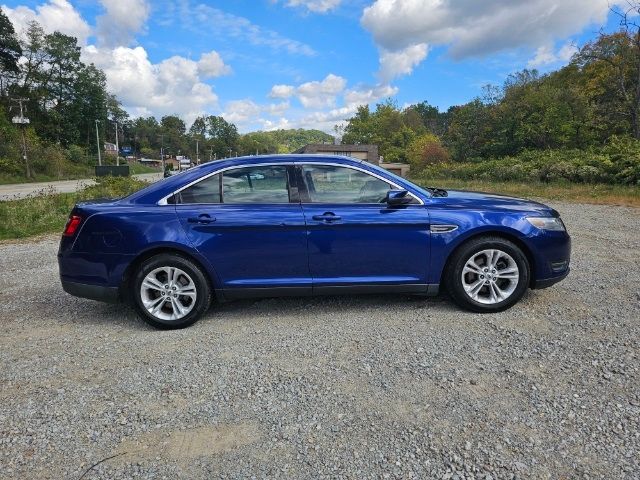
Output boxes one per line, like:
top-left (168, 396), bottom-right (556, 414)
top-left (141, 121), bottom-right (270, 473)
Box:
top-left (209, 147), bottom-right (213, 162)
top-left (196, 139), bottom-right (199, 165)
top-left (114, 120), bottom-right (120, 166)
top-left (10, 98), bottom-right (31, 179)
top-left (160, 134), bottom-right (165, 171)
top-left (95, 119), bottom-right (102, 166)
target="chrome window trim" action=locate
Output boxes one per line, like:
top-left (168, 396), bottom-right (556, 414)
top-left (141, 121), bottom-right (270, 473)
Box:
top-left (158, 161), bottom-right (424, 206)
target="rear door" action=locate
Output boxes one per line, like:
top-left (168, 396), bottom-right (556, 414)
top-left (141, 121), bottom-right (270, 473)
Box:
top-left (173, 163), bottom-right (311, 297)
top-left (298, 163), bottom-right (430, 292)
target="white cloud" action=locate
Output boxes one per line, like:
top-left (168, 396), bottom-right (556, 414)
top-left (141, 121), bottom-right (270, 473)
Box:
top-left (197, 51), bottom-right (232, 78)
top-left (269, 84), bottom-right (296, 98)
top-left (95, 0), bottom-right (149, 47)
top-left (221, 100), bottom-right (291, 129)
top-left (558, 42), bottom-right (579, 62)
top-left (296, 74), bottom-right (347, 108)
top-left (261, 117), bottom-right (292, 131)
top-left (361, 0), bottom-right (621, 79)
top-left (2, 0), bottom-right (91, 44)
top-left (362, 0), bottom-right (615, 57)
top-left (257, 78), bottom-right (398, 132)
top-left (344, 83), bottom-right (399, 107)
top-left (266, 101), bottom-right (291, 116)
top-left (221, 99), bottom-right (262, 123)
top-left (279, 0), bottom-right (342, 13)
top-left (187, 2), bottom-right (316, 56)
top-left (527, 42), bottom-right (578, 67)
top-left (378, 43), bottom-right (428, 81)
top-left (83, 46), bottom-right (221, 124)
top-left (528, 45), bottom-right (556, 67)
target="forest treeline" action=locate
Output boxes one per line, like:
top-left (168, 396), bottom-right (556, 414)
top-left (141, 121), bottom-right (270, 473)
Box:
top-left (341, 23), bottom-right (640, 185)
top-left (1, 6), bottom-right (639, 185)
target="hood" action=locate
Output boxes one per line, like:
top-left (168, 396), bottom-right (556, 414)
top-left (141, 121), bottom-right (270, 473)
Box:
top-left (434, 189), bottom-right (558, 216)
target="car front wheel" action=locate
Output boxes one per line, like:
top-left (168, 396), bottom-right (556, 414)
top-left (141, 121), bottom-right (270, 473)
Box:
top-left (132, 253), bottom-right (211, 329)
top-left (446, 236), bottom-right (530, 313)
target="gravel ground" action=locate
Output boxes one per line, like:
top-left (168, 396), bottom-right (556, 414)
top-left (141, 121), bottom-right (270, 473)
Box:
top-left (1, 201), bottom-right (638, 479)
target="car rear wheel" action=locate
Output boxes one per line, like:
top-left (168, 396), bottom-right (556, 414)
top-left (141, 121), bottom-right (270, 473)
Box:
top-left (132, 253), bottom-right (211, 329)
top-left (446, 236), bottom-right (529, 313)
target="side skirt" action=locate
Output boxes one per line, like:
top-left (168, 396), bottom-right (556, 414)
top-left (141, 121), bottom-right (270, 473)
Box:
top-left (221, 284), bottom-right (439, 301)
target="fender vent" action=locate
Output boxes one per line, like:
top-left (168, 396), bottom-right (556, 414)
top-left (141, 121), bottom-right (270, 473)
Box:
top-left (430, 224), bottom-right (458, 234)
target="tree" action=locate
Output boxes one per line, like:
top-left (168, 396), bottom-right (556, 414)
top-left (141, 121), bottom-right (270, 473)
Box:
top-left (407, 133), bottom-right (450, 172)
top-left (444, 100), bottom-right (493, 161)
top-left (342, 100), bottom-right (417, 163)
top-left (575, 3), bottom-right (640, 139)
top-left (0, 7), bottom-right (22, 93)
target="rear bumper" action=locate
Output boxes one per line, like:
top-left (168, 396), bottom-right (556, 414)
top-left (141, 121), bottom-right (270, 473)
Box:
top-left (61, 279), bottom-right (120, 303)
top-left (532, 268), bottom-right (570, 289)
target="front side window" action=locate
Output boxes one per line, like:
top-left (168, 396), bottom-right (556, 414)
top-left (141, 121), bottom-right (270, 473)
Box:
top-left (301, 165), bottom-right (392, 203)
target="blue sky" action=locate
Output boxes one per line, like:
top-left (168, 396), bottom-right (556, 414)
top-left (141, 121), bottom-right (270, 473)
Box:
top-left (1, 0), bottom-right (626, 132)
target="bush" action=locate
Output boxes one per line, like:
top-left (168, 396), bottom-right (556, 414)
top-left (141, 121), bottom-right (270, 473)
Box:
top-left (414, 141), bottom-right (640, 185)
top-left (78, 176), bottom-right (149, 201)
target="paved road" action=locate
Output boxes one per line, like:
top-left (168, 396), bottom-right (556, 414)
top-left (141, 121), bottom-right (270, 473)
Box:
top-left (1, 202), bottom-right (638, 479)
top-left (0, 172), bottom-right (163, 200)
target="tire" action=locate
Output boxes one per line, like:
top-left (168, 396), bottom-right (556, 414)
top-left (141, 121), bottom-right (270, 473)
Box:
top-left (445, 236), bottom-right (530, 313)
top-left (132, 253), bottom-right (212, 329)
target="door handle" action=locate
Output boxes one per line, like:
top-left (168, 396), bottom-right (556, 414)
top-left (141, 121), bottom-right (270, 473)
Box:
top-left (312, 212), bottom-right (342, 222)
top-left (187, 214), bottom-right (215, 224)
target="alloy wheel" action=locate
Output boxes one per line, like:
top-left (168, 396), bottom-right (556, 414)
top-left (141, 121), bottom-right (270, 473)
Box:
top-left (461, 249), bottom-right (520, 305)
top-left (140, 266), bottom-right (197, 321)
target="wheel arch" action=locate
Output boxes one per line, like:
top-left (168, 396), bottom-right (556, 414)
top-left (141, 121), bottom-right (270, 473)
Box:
top-left (440, 230), bottom-right (536, 288)
top-left (120, 245), bottom-right (223, 303)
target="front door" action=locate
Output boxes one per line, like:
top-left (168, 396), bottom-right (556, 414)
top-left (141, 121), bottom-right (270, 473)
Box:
top-left (298, 163), bottom-right (430, 291)
top-left (174, 164), bottom-right (311, 297)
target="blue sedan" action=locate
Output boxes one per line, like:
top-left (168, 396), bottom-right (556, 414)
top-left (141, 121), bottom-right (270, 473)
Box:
top-left (58, 155), bottom-right (570, 329)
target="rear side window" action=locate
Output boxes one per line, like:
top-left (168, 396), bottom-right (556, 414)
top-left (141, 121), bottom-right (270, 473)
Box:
top-left (178, 174), bottom-right (221, 203)
top-left (301, 164), bottom-right (392, 203)
top-left (177, 166), bottom-right (290, 204)
top-left (222, 166), bottom-right (290, 203)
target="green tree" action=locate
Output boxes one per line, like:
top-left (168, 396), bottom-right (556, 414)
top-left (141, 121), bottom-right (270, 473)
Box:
top-left (0, 7), bottom-right (21, 93)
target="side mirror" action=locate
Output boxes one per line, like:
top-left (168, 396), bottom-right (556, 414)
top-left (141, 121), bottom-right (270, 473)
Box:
top-left (386, 189), bottom-right (413, 206)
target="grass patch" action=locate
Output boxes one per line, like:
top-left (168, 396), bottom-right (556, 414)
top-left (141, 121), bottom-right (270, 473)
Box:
top-left (0, 176), bottom-right (149, 240)
top-left (413, 177), bottom-right (640, 207)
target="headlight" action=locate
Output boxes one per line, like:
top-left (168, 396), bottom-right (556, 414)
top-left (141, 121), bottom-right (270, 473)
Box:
top-left (526, 216), bottom-right (566, 231)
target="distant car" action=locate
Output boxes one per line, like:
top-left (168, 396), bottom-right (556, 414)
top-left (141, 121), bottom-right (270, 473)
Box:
top-left (59, 155), bottom-right (570, 329)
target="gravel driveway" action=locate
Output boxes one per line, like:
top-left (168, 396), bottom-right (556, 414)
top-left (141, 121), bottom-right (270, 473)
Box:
top-left (1, 202), bottom-right (638, 479)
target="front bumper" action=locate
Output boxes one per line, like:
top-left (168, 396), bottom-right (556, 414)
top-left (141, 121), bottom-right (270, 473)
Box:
top-left (61, 279), bottom-right (120, 303)
top-left (532, 268), bottom-right (570, 289)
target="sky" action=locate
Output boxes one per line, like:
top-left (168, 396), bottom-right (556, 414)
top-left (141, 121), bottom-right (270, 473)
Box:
top-left (0, 0), bottom-right (628, 133)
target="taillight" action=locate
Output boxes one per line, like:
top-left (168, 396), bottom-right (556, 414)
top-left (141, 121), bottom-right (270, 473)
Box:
top-left (63, 215), bottom-right (82, 236)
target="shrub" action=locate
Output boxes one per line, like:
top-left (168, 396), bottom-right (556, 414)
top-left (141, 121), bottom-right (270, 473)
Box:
top-left (78, 176), bottom-right (149, 201)
top-left (407, 133), bottom-right (451, 172)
